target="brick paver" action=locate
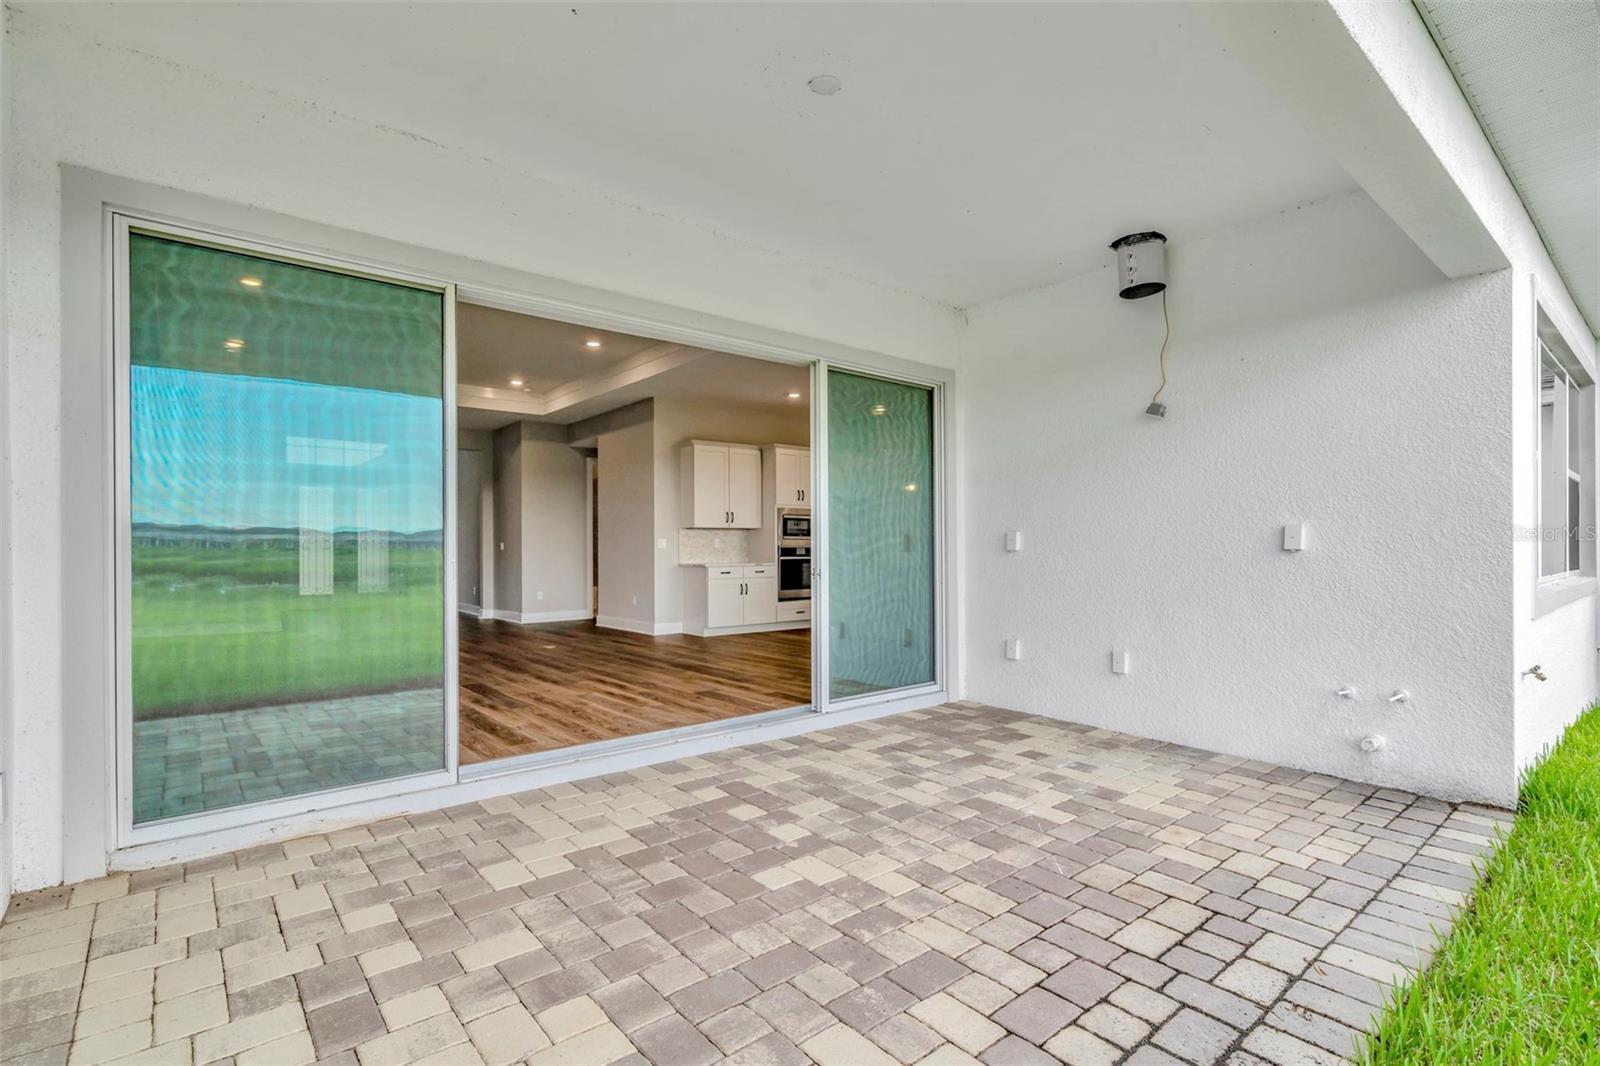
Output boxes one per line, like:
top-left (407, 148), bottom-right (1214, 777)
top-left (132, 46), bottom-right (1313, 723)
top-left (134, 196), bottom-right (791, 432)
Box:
top-left (0, 703), bottom-right (1509, 1064)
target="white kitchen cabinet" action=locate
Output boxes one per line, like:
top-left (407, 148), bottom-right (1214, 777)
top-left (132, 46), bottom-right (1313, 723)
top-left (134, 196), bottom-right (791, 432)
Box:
top-left (705, 574), bottom-right (747, 628)
top-left (772, 446), bottom-right (811, 506)
top-left (728, 448), bottom-right (763, 528)
top-left (680, 441), bottom-right (762, 528)
top-left (743, 575), bottom-right (777, 625)
top-left (684, 564), bottom-right (795, 635)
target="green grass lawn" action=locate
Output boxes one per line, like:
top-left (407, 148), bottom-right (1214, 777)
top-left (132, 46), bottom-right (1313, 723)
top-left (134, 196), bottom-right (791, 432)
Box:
top-left (132, 543), bottom-right (443, 715)
top-left (1360, 704), bottom-right (1600, 1064)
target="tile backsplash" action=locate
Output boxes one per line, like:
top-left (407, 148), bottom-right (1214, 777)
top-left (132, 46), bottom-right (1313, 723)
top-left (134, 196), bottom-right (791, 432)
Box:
top-left (679, 528), bottom-right (754, 566)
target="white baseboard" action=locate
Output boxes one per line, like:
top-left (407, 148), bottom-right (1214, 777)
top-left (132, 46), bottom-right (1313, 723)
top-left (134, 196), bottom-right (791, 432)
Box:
top-left (595, 615), bottom-right (684, 636)
top-left (487, 608), bottom-right (594, 624)
top-left (457, 603), bottom-right (482, 618)
top-left (682, 620), bottom-right (810, 637)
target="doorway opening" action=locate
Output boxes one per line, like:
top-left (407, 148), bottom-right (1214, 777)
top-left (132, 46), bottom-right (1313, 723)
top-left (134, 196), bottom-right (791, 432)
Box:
top-left (454, 299), bottom-right (814, 764)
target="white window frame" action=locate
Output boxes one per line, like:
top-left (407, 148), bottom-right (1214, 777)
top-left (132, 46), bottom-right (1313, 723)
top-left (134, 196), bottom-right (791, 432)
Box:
top-left (1533, 294), bottom-right (1596, 616)
top-left (110, 212), bottom-right (462, 849)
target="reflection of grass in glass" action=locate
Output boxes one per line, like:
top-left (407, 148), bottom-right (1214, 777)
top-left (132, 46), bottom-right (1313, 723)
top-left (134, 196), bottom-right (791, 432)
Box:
top-left (131, 544), bottom-right (443, 716)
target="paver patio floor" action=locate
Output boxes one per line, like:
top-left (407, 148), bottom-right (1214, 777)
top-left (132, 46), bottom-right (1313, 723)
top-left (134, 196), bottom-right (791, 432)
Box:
top-left (0, 703), bottom-right (1508, 1065)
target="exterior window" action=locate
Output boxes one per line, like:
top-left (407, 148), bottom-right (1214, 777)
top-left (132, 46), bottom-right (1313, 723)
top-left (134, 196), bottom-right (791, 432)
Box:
top-left (1538, 339), bottom-right (1591, 580)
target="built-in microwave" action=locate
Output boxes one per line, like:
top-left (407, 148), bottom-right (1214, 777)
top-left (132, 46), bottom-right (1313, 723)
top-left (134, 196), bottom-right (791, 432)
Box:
top-left (779, 508), bottom-right (811, 541)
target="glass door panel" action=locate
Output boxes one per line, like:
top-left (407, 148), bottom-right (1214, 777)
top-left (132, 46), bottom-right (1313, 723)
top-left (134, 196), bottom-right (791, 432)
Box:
top-left (126, 232), bottom-right (447, 824)
top-left (825, 369), bottom-right (936, 699)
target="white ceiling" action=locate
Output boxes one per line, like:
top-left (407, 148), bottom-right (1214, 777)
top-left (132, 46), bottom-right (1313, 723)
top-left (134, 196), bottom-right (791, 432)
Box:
top-left (456, 303), bottom-right (807, 432)
top-left (1415, 0), bottom-right (1599, 333)
top-left (25, 2), bottom-right (1356, 307)
top-left (458, 303), bottom-right (663, 394)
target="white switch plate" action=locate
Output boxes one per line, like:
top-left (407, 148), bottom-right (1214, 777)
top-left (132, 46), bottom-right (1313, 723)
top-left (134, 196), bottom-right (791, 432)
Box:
top-left (1283, 523), bottom-right (1309, 552)
top-left (1111, 650), bottom-right (1130, 676)
top-left (1005, 530), bottom-right (1024, 552)
top-left (1005, 638), bottom-right (1023, 660)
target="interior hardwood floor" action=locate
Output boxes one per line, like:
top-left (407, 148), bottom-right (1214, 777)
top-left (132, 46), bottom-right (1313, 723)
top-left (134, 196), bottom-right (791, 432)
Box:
top-left (457, 616), bottom-right (811, 763)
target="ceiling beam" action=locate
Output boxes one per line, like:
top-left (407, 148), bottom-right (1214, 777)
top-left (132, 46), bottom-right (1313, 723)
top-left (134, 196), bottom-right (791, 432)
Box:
top-left (1197, 0), bottom-right (1507, 280)
top-left (456, 341), bottom-right (704, 420)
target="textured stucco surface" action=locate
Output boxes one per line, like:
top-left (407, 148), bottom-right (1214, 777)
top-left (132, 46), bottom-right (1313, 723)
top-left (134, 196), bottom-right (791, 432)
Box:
top-left (959, 192), bottom-right (1517, 806)
top-left (1328, 0), bottom-right (1600, 781)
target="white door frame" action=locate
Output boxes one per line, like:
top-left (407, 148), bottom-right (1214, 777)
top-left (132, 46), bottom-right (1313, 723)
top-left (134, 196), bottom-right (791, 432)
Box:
top-left (62, 166), bottom-right (957, 874)
top-left (108, 211), bottom-right (460, 849)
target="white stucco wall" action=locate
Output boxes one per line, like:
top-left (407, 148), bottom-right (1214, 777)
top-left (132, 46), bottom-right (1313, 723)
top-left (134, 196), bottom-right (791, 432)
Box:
top-left (959, 191), bottom-right (1518, 805)
top-left (1328, 1), bottom-right (1600, 775)
top-left (0, 15), bottom-right (959, 892)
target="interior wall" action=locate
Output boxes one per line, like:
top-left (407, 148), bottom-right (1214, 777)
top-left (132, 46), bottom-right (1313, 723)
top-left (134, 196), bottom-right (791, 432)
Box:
top-left (458, 450), bottom-right (483, 610)
top-left (596, 420), bottom-right (657, 630)
top-left (1325, 2), bottom-right (1600, 775)
top-left (491, 425), bottom-right (523, 617)
top-left (0, 26), bottom-right (11, 916)
top-left (959, 190), bottom-right (1519, 806)
top-left (652, 398), bottom-right (811, 626)
top-left (516, 424), bottom-right (589, 619)
top-left (456, 429), bottom-right (492, 613)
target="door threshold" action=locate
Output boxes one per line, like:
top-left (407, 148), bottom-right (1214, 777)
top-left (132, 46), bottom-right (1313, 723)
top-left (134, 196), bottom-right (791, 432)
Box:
top-left (458, 702), bottom-right (817, 781)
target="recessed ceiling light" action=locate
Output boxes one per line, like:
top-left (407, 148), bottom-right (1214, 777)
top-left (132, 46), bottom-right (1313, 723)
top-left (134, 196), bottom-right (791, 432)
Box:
top-left (870, 403), bottom-right (887, 416)
top-left (223, 338), bottom-right (245, 350)
top-left (585, 338), bottom-right (602, 349)
top-left (509, 377), bottom-right (524, 387)
top-left (787, 391), bottom-right (802, 400)
top-left (808, 74), bottom-right (842, 96)
top-left (239, 276), bottom-right (263, 288)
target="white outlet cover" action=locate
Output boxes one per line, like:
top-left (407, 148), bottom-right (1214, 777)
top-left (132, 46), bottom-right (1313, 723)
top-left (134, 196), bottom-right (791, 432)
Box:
top-left (1005, 530), bottom-right (1024, 552)
top-left (1111, 650), bottom-right (1131, 675)
top-left (1283, 523), bottom-right (1309, 552)
top-left (1005, 638), bottom-right (1023, 660)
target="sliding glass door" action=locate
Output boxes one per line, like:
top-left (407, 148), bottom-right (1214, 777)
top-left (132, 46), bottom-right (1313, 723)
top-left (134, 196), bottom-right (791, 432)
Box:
top-left (121, 227), bottom-right (451, 827)
top-left (825, 369), bottom-right (938, 699)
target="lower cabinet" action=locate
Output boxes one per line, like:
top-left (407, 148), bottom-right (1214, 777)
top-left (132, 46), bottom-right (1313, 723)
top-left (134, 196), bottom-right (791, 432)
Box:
top-left (776, 600), bottom-right (811, 622)
top-left (687, 565), bottom-right (801, 635)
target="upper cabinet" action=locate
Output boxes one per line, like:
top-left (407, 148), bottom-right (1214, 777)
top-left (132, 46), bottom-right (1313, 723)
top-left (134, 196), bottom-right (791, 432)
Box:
top-left (773, 446), bottom-right (811, 506)
top-left (680, 441), bottom-right (763, 528)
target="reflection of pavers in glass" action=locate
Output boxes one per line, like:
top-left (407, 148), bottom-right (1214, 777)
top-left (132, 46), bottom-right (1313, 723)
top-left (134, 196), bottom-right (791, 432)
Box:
top-left (132, 688), bottom-right (443, 823)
